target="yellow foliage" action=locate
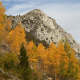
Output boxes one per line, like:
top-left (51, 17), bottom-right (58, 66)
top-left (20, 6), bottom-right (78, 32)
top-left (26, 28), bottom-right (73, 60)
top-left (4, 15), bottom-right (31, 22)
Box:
top-left (6, 23), bottom-right (27, 54)
top-left (0, 52), bottom-right (18, 68)
top-left (26, 41), bottom-right (38, 63)
top-left (37, 43), bottom-right (46, 71)
top-left (0, 1), bottom-right (6, 43)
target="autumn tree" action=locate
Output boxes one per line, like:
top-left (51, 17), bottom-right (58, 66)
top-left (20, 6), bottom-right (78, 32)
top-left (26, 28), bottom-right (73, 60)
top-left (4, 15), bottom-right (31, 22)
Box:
top-left (43, 42), bottom-right (60, 79)
top-left (26, 41), bottom-right (38, 63)
top-left (0, 1), bottom-right (6, 44)
top-left (4, 18), bottom-right (11, 37)
top-left (64, 40), bottom-right (79, 79)
top-left (6, 23), bottom-right (27, 54)
top-left (58, 39), bottom-right (79, 80)
top-left (57, 41), bottom-right (69, 80)
top-left (37, 43), bottom-right (46, 71)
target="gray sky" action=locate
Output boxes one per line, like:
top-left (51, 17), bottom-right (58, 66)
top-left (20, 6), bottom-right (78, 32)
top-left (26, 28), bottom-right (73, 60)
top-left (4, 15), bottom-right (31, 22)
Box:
top-left (2, 0), bottom-right (80, 44)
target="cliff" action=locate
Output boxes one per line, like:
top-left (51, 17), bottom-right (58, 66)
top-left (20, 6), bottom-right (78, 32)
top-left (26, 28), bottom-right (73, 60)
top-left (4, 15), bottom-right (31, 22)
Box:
top-left (7, 9), bottom-right (80, 53)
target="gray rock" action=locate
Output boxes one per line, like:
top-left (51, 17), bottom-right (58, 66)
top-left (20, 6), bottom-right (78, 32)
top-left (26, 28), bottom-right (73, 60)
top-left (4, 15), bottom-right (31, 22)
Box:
top-left (0, 68), bottom-right (5, 74)
top-left (7, 9), bottom-right (80, 55)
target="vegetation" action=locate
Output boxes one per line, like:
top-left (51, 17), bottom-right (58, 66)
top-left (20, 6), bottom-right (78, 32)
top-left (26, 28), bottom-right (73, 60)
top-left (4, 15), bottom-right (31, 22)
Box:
top-left (19, 43), bottom-right (32, 80)
top-left (0, 1), bottom-right (80, 80)
top-left (25, 31), bottom-right (49, 48)
top-left (0, 1), bottom-right (6, 45)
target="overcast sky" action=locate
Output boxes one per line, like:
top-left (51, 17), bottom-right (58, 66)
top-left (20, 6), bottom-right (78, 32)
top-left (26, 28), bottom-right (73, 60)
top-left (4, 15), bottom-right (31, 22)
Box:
top-left (2, 0), bottom-right (80, 44)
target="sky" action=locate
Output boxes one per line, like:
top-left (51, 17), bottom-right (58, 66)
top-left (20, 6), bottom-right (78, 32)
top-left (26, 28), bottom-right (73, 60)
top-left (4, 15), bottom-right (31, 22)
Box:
top-left (2, 0), bottom-right (80, 44)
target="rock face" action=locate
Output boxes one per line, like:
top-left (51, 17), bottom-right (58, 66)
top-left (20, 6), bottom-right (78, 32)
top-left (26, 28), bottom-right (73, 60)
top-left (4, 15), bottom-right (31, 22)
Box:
top-left (7, 9), bottom-right (80, 54)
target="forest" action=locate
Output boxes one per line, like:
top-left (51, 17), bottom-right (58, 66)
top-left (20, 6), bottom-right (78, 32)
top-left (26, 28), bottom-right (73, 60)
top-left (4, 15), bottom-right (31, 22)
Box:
top-left (0, 1), bottom-right (80, 80)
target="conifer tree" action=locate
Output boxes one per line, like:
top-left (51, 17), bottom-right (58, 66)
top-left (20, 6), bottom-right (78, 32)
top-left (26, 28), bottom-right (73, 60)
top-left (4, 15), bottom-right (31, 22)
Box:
top-left (19, 43), bottom-right (29, 69)
top-left (19, 43), bottom-right (32, 80)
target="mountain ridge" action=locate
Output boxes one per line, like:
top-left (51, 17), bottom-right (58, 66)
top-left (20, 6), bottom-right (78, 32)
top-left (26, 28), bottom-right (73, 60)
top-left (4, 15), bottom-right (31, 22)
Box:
top-left (7, 9), bottom-right (80, 53)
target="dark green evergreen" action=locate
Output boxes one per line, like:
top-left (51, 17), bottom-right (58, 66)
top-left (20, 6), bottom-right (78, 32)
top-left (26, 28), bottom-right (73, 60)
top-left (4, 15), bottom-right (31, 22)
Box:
top-left (19, 43), bottom-right (32, 80)
top-left (19, 43), bottom-right (29, 69)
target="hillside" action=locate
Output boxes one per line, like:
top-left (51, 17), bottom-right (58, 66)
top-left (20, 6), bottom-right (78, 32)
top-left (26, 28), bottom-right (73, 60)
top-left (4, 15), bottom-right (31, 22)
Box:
top-left (7, 9), bottom-right (80, 54)
top-left (1, 1), bottom-right (80, 80)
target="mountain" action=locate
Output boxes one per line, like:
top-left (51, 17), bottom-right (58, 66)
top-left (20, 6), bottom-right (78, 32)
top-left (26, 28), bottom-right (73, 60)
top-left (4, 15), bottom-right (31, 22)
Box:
top-left (7, 9), bottom-right (80, 54)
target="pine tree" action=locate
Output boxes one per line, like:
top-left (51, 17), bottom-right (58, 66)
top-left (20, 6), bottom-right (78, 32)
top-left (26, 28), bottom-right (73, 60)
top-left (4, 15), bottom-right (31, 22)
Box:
top-left (19, 43), bottom-right (32, 80)
top-left (19, 43), bottom-right (29, 69)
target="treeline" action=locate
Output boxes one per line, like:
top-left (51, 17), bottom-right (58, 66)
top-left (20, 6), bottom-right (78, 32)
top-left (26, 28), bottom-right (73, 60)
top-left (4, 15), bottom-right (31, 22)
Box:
top-left (0, 1), bottom-right (80, 80)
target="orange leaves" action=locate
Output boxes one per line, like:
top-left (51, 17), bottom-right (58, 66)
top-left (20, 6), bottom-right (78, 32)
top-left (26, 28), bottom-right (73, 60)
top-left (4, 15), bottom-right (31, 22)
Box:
top-left (37, 43), bottom-right (46, 70)
top-left (57, 41), bottom-right (64, 51)
top-left (0, 1), bottom-right (79, 79)
top-left (69, 49), bottom-right (79, 72)
top-left (6, 29), bottom-right (14, 44)
top-left (0, 2), bottom-right (11, 44)
top-left (26, 41), bottom-right (34, 52)
top-left (63, 40), bottom-right (79, 79)
top-left (7, 23), bottom-right (27, 54)
top-left (4, 18), bottom-right (11, 32)
top-left (0, 2), bottom-right (11, 46)
top-left (44, 42), bottom-right (60, 76)
top-left (0, 1), bottom-right (6, 42)
top-left (49, 42), bottom-right (56, 50)
top-left (26, 41), bottom-right (38, 63)
top-left (0, 1), bottom-right (6, 22)
top-left (37, 43), bottom-right (46, 64)
top-left (37, 43), bottom-right (45, 57)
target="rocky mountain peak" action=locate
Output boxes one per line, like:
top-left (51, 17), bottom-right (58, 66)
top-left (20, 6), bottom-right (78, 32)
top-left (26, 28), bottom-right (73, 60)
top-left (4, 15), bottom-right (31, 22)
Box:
top-left (7, 9), bottom-right (80, 54)
top-left (28, 9), bottom-right (45, 15)
top-left (22, 9), bottom-right (48, 22)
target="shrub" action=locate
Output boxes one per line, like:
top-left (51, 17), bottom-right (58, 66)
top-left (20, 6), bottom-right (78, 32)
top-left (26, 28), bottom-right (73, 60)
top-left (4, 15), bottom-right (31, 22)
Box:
top-left (0, 52), bottom-right (18, 70)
